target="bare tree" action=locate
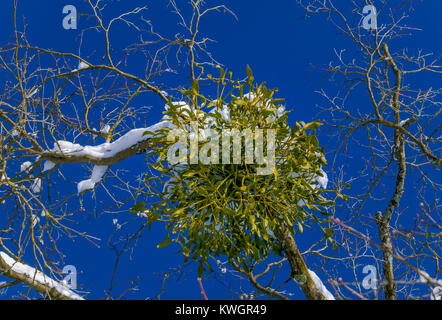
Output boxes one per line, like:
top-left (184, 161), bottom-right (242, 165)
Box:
top-left (296, 0), bottom-right (441, 300)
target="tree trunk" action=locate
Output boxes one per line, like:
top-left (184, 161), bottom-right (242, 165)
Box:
top-left (273, 223), bottom-right (327, 300)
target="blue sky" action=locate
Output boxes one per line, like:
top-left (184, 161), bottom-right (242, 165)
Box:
top-left (0, 0), bottom-right (441, 300)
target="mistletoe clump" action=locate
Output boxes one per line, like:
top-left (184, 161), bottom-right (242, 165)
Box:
top-left (135, 67), bottom-right (334, 276)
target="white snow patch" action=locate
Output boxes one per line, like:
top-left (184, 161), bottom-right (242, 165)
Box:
top-left (26, 87), bottom-right (39, 99)
top-left (308, 269), bottom-right (335, 300)
top-left (78, 62), bottom-right (89, 69)
top-left (399, 118), bottom-right (411, 127)
top-left (30, 212), bottom-right (40, 229)
top-left (43, 161), bottom-right (56, 172)
top-left (20, 161), bottom-right (32, 173)
top-left (137, 210), bottom-right (149, 218)
top-left (316, 169), bottom-right (328, 189)
top-left (31, 178), bottom-right (42, 194)
top-left (101, 125), bottom-right (111, 134)
top-left (76, 61), bottom-right (89, 71)
top-left (77, 165), bottom-right (108, 193)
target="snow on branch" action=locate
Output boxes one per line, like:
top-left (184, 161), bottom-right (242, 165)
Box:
top-left (0, 251), bottom-right (83, 300)
top-left (77, 165), bottom-right (108, 193)
top-left (40, 119), bottom-right (172, 166)
top-left (308, 269), bottom-right (335, 300)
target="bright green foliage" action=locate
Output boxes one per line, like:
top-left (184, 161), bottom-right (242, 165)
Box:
top-left (134, 67), bottom-right (334, 276)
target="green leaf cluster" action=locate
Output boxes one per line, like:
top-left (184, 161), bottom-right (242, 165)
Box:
top-left (134, 66), bottom-right (335, 276)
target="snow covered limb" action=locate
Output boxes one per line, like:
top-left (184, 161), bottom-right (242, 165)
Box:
top-left (40, 122), bottom-right (170, 167)
top-left (232, 223), bottom-right (335, 300)
top-left (308, 269), bottom-right (335, 300)
top-left (39, 137), bottom-right (154, 166)
top-left (273, 223), bottom-right (331, 300)
top-left (0, 252), bottom-right (83, 300)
